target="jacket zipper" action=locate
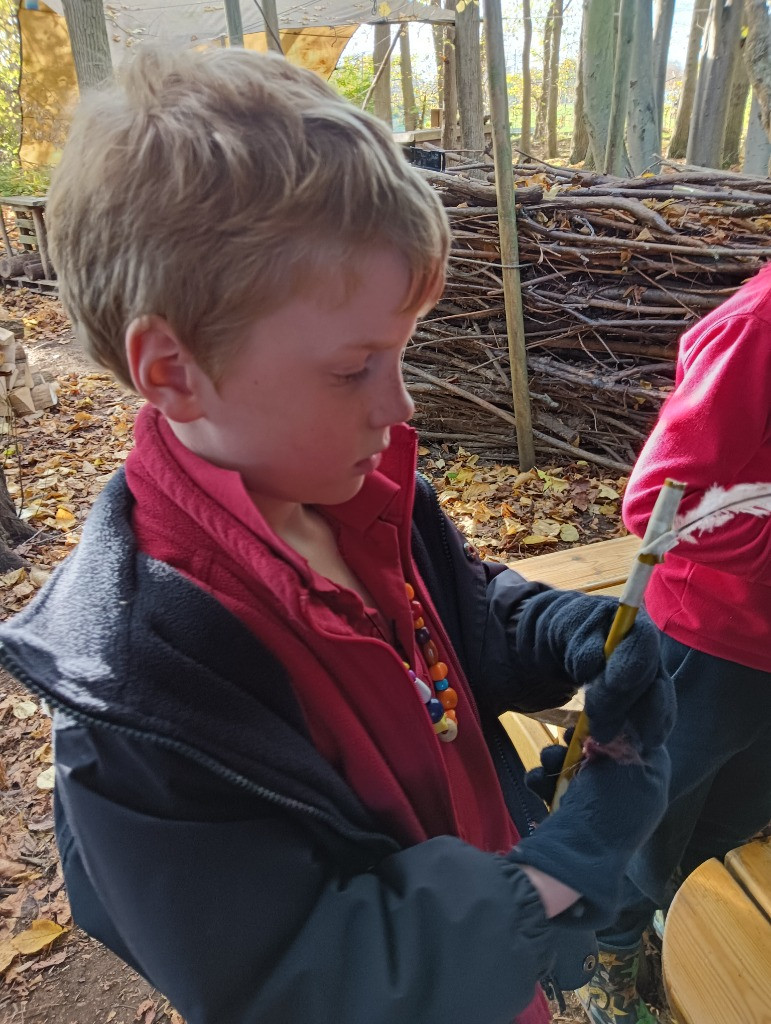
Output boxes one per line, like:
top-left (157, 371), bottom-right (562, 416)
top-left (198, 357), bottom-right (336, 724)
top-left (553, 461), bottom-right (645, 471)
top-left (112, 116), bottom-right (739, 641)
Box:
top-left (0, 643), bottom-right (400, 856)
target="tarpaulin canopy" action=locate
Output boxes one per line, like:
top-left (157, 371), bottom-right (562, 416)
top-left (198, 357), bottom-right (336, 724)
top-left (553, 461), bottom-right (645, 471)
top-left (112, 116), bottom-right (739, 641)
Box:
top-left (18, 0), bottom-right (451, 166)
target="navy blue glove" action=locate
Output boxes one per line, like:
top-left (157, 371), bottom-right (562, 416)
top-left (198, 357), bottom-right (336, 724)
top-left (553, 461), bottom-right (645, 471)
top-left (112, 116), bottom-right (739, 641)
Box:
top-left (525, 727), bottom-right (573, 806)
top-left (509, 742), bottom-right (671, 928)
top-left (515, 591), bottom-right (675, 750)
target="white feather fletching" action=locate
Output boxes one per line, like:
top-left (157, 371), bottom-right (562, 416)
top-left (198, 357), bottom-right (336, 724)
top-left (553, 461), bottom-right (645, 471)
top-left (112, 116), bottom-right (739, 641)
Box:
top-left (673, 483), bottom-right (771, 544)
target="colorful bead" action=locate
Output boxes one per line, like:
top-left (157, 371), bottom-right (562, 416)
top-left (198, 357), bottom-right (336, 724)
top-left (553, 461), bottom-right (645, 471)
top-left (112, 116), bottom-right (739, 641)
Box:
top-left (405, 583), bottom-right (415, 600)
top-left (410, 600), bottom-right (423, 619)
top-left (439, 687), bottom-right (458, 711)
top-left (439, 718), bottom-right (458, 742)
top-left (423, 640), bottom-right (439, 665)
top-left (413, 617), bottom-right (424, 629)
top-left (444, 709), bottom-right (457, 723)
top-left (434, 677), bottom-right (449, 692)
top-left (416, 627), bottom-right (431, 646)
top-left (429, 661), bottom-right (448, 682)
top-left (433, 715), bottom-right (449, 734)
top-left (412, 676), bottom-right (433, 703)
top-left (427, 698), bottom-right (445, 723)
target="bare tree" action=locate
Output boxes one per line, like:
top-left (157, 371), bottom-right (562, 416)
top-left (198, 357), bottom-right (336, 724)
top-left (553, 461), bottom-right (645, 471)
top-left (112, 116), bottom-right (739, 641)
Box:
top-left (687, 0), bottom-right (745, 168)
top-left (400, 27), bottom-right (419, 131)
top-left (535, 2), bottom-right (554, 142)
top-left (582, 0), bottom-right (616, 168)
top-left (441, 0), bottom-right (459, 149)
top-left (605, 0), bottom-right (635, 174)
top-left (626, 0), bottom-right (659, 173)
top-left (652, 0), bottom-right (676, 140)
top-left (454, 0), bottom-right (485, 157)
top-left (521, 0), bottom-right (533, 153)
top-left (744, 0), bottom-right (771, 146)
top-left (569, 11), bottom-right (590, 163)
top-left (61, 0), bottom-right (113, 91)
top-left (547, 0), bottom-right (564, 157)
top-left (668, 0), bottom-right (710, 157)
top-left (743, 91), bottom-right (771, 173)
top-left (373, 23), bottom-right (393, 125)
top-left (722, 38), bottom-right (750, 167)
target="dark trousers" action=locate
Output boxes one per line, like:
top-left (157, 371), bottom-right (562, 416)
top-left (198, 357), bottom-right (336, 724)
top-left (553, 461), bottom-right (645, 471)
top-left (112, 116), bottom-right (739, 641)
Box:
top-left (599, 632), bottom-right (771, 948)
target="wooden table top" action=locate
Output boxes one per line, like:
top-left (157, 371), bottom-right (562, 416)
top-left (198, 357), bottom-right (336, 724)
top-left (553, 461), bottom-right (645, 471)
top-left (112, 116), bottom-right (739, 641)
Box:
top-left (662, 839), bottom-right (771, 1024)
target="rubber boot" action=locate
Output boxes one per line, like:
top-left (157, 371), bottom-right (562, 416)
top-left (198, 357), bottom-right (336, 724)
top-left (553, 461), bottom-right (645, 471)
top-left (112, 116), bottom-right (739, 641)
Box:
top-left (577, 941), bottom-right (658, 1024)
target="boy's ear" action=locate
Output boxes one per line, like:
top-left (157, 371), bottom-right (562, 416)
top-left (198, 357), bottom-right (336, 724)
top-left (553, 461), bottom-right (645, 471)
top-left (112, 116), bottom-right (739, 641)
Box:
top-left (125, 316), bottom-right (208, 423)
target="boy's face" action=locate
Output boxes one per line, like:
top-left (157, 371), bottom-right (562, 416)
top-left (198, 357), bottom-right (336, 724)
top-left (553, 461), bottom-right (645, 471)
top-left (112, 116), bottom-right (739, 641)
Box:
top-left (178, 247), bottom-right (418, 518)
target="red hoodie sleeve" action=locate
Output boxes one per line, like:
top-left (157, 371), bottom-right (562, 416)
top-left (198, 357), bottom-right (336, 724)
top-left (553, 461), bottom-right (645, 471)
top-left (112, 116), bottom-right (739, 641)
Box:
top-left (622, 312), bottom-right (771, 584)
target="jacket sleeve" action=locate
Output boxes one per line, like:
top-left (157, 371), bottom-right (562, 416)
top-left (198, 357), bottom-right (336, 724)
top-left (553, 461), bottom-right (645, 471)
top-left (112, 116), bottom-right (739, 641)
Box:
top-left (54, 720), bottom-right (560, 1024)
top-left (622, 313), bottom-right (771, 584)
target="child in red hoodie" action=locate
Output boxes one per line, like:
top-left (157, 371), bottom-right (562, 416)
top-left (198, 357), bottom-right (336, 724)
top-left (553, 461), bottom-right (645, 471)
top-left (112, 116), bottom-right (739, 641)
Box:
top-left (580, 265), bottom-right (771, 1024)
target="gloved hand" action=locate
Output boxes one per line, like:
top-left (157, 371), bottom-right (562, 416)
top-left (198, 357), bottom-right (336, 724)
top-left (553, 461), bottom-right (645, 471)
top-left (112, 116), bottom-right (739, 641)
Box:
top-left (509, 741), bottom-right (671, 927)
top-left (514, 591), bottom-right (675, 750)
top-left (525, 727), bottom-right (573, 806)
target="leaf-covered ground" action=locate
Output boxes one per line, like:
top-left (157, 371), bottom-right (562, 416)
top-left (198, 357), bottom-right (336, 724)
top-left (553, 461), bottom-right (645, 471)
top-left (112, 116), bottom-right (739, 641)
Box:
top-left (0, 288), bottom-right (670, 1024)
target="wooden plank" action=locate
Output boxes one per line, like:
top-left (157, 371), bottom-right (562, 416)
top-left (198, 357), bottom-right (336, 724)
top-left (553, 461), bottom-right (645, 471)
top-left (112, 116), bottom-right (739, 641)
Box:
top-left (507, 534), bottom-right (640, 592)
top-left (662, 858), bottom-right (771, 1024)
top-left (725, 838), bottom-right (771, 921)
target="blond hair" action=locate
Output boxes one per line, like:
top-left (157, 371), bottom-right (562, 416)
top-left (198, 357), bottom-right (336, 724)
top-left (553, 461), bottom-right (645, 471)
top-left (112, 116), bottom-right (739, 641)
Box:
top-left (47, 47), bottom-right (450, 388)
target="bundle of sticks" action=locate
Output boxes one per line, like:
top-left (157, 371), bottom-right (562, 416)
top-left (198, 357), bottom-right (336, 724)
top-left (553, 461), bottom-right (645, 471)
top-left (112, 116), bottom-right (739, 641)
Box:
top-left (407, 162), bottom-right (771, 471)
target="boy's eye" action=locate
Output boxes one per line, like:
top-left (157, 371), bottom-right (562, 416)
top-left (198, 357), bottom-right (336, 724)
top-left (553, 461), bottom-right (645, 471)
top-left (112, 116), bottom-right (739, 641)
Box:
top-left (333, 366), bottom-right (369, 384)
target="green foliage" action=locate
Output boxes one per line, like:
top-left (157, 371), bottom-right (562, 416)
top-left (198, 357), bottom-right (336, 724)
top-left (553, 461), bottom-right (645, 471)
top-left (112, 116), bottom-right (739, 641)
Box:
top-left (330, 49), bottom-right (439, 133)
top-left (0, 162), bottom-right (49, 196)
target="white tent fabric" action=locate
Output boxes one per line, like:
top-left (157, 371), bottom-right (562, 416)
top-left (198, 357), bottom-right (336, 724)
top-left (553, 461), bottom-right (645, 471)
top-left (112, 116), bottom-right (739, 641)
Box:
top-left (42, 0), bottom-right (452, 58)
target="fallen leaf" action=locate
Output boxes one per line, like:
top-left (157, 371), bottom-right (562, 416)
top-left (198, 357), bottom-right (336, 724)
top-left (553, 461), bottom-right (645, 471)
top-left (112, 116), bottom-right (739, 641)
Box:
top-left (522, 535), bottom-right (559, 545)
top-left (9, 918), bottom-right (66, 955)
top-left (12, 700), bottom-right (37, 720)
top-left (0, 856), bottom-right (26, 880)
top-left (559, 523), bottom-right (580, 543)
top-left (36, 766), bottom-right (56, 790)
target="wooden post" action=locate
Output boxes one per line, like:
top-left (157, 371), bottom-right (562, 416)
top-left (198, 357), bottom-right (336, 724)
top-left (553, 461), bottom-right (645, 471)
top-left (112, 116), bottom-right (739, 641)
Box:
top-left (261, 0), bottom-right (284, 53)
top-left (483, 0), bottom-right (535, 469)
top-left (224, 0), bottom-right (244, 46)
top-left (362, 24), bottom-right (404, 115)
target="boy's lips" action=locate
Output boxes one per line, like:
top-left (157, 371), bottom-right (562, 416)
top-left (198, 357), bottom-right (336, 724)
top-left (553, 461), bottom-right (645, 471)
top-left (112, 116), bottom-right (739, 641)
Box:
top-left (354, 452), bottom-right (383, 474)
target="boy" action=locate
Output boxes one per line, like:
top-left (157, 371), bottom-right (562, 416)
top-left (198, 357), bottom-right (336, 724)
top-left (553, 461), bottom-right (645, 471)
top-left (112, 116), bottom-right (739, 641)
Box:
top-left (0, 48), bottom-right (673, 1024)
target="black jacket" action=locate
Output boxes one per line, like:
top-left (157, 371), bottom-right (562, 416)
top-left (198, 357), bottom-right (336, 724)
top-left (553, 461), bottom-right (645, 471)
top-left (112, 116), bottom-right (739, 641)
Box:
top-left (0, 471), bottom-right (595, 1024)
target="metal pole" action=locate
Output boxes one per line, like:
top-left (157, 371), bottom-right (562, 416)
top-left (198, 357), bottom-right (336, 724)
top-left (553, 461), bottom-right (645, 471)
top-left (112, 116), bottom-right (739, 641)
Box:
top-left (483, 0), bottom-right (535, 469)
top-left (224, 0), bottom-right (244, 46)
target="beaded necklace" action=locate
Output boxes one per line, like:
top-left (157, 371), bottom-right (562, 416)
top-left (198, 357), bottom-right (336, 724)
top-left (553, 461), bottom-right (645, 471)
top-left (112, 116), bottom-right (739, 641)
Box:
top-left (404, 582), bottom-right (459, 742)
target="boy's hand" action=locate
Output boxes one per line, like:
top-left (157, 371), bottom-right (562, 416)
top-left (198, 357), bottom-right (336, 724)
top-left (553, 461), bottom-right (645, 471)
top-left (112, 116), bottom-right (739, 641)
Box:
top-left (516, 591), bottom-right (675, 750)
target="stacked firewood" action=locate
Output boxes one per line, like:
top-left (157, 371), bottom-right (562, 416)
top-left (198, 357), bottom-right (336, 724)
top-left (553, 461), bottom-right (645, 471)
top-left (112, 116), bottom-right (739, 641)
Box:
top-left (0, 325), bottom-right (58, 434)
top-left (409, 164), bottom-right (771, 471)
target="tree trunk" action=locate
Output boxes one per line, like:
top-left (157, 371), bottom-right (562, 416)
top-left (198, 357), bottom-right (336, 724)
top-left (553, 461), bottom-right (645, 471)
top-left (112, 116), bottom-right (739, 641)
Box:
top-left (535, 2), bottom-right (554, 143)
top-left (441, 0), bottom-right (459, 149)
top-left (373, 23), bottom-right (393, 125)
top-left (652, 0), bottom-right (676, 142)
top-left (521, 0), bottom-right (533, 153)
top-left (687, 0), bottom-right (744, 168)
top-left (224, 0), bottom-right (244, 45)
top-left (547, 0), bottom-right (563, 157)
top-left (743, 90), bottom-right (771, 174)
top-left (582, 0), bottom-right (616, 168)
top-left (400, 27), bottom-right (419, 131)
top-left (722, 40), bottom-right (750, 167)
top-left (604, 0), bottom-right (635, 174)
top-left (431, 0), bottom-right (445, 111)
top-left (668, 0), bottom-right (710, 158)
top-left (744, 0), bottom-right (771, 146)
top-left (626, 0), bottom-right (659, 174)
top-left (61, 0), bottom-right (113, 91)
top-left (454, 0), bottom-right (485, 158)
top-left (569, 12), bottom-right (590, 163)
top-left (0, 469), bottom-right (32, 573)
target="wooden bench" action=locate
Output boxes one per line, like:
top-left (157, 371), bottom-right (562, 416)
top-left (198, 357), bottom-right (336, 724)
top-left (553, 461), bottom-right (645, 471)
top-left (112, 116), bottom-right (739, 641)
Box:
top-left (662, 837), bottom-right (771, 1024)
top-left (499, 534), bottom-right (640, 768)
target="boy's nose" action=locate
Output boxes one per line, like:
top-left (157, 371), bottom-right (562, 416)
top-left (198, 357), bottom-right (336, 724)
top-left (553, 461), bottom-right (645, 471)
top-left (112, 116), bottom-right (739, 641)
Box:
top-left (370, 374), bottom-right (415, 428)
